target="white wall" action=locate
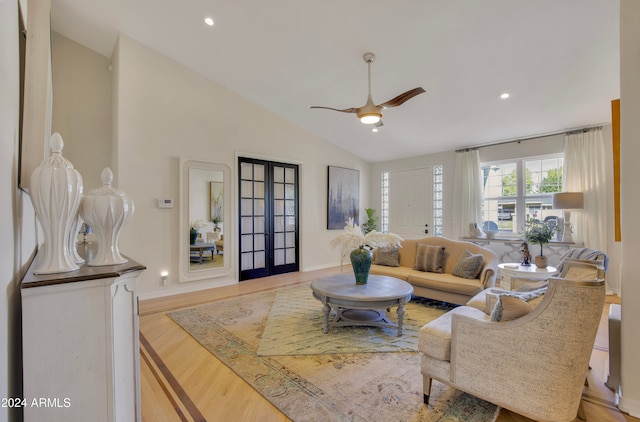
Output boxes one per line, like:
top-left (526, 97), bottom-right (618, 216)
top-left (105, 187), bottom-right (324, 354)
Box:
top-left (1, 1), bottom-right (38, 421)
top-left (619, 0), bottom-right (640, 415)
top-left (109, 35), bottom-right (369, 298)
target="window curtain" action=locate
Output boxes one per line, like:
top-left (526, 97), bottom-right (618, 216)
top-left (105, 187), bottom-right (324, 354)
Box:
top-left (563, 128), bottom-right (609, 250)
top-left (453, 150), bottom-right (483, 238)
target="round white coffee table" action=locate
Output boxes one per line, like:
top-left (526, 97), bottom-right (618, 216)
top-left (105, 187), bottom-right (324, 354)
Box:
top-left (310, 274), bottom-right (413, 336)
top-left (498, 263), bottom-right (558, 290)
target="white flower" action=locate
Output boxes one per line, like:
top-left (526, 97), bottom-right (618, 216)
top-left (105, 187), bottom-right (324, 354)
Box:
top-left (191, 219), bottom-right (210, 231)
top-left (330, 218), bottom-right (403, 256)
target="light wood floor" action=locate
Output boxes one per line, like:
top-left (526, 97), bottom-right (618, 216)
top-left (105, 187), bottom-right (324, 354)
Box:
top-left (139, 267), bottom-right (638, 422)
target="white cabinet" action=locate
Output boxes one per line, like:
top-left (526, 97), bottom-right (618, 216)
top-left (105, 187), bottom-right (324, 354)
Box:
top-left (21, 245), bottom-right (145, 422)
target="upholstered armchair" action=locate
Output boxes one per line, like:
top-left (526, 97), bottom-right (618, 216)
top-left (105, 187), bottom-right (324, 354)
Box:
top-left (419, 276), bottom-right (605, 421)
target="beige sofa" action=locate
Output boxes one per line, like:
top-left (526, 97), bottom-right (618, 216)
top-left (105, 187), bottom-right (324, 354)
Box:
top-left (369, 237), bottom-right (498, 305)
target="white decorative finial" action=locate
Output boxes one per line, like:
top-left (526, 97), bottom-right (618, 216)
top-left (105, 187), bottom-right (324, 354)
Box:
top-left (50, 132), bottom-right (64, 153)
top-left (101, 167), bottom-right (113, 187)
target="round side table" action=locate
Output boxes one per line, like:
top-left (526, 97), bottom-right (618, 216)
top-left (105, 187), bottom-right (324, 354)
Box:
top-left (498, 263), bottom-right (558, 290)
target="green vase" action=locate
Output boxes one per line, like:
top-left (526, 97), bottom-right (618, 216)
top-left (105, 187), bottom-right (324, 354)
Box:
top-left (190, 231), bottom-right (198, 245)
top-left (350, 246), bottom-right (373, 285)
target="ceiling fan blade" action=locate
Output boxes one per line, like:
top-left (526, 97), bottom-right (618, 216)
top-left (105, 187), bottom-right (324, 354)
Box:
top-left (310, 106), bottom-right (358, 113)
top-left (378, 87), bottom-right (426, 109)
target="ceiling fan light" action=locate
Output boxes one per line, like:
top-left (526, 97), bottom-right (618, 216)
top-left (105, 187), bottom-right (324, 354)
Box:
top-left (359, 114), bottom-right (382, 124)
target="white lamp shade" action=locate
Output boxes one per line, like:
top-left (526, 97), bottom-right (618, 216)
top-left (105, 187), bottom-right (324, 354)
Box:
top-left (553, 192), bottom-right (584, 210)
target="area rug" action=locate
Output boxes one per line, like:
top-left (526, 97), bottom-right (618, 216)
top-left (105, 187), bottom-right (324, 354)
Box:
top-left (257, 284), bottom-right (455, 356)
top-left (168, 283), bottom-right (499, 422)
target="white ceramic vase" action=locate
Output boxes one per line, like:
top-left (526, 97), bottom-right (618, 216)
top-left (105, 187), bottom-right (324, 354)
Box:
top-left (80, 167), bottom-right (134, 266)
top-left (30, 133), bottom-right (83, 274)
top-left (68, 214), bottom-right (85, 264)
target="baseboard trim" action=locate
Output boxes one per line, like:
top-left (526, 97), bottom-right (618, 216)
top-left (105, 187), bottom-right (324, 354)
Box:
top-left (618, 392), bottom-right (640, 418)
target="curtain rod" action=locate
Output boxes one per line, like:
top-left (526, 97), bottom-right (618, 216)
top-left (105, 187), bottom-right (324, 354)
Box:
top-left (455, 123), bottom-right (605, 153)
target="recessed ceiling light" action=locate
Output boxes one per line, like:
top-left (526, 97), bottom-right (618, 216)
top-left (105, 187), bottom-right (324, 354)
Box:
top-left (500, 93), bottom-right (510, 99)
top-left (204, 17), bottom-right (214, 26)
top-left (372, 127), bottom-right (378, 133)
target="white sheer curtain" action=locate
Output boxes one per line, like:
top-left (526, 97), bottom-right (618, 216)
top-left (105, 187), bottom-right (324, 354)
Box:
top-left (453, 150), bottom-right (483, 238)
top-left (563, 128), bottom-right (609, 250)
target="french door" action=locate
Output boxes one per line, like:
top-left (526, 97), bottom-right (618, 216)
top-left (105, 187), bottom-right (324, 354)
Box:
top-left (239, 158), bottom-right (299, 280)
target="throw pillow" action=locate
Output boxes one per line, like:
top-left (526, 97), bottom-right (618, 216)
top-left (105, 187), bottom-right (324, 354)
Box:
top-left (490, 295), bottom-right (533, 321)
top-left (413, 244), bottom-right (445, 273)
top-left (374, 247), bottom-right (400, 267)
top-left (451, 249), bottom-right (485, 279)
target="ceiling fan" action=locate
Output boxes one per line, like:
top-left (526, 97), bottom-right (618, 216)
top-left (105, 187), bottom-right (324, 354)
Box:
top-left (311, 52), bottom-right (425, 126)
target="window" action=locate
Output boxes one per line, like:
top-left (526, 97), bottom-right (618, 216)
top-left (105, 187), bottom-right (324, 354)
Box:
top-left (481, 155), bottom-right (563, 235)
top-left (433, 165), bottom-right (443, 236)
top-left (381, 172), bottom-right (389, 233)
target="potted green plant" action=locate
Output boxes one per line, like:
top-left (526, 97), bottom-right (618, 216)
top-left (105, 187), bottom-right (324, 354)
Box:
top-left (212, 215), bottom-right (221, 232)
top-left (362, 208), bottom-right (378, 234)
top-left (522, 218), bottom-right (558, 268)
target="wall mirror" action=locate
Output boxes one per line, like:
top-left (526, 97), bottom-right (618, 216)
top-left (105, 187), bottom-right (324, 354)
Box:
top-left (179, 159), bottom-right (231, 282)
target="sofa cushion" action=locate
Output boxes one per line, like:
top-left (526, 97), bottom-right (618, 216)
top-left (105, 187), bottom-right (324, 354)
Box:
top-left (374, 247), bottom-right (400, 267)
top-left (419, 306), bottom-right (488, 361)
top-left (408, 271), bottom-right (484, 296)
top-left (414, 244), bottom-right (445, 273)
top-left (369, 264), bottom-right (410, 281)
top-left (451, 249), bottom-right (484, 279)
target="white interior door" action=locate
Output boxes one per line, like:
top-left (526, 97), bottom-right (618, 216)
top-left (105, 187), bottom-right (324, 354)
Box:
top-left (389, 168), bottom-right (433, 238)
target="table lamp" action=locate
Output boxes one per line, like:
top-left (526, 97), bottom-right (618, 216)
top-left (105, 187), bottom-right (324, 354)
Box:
top-left (552, 192), bottom-right (584, 243)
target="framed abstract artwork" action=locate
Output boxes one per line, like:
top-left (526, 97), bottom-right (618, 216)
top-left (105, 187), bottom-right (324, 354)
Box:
top-left (327, 166), bottom-right (359, 229)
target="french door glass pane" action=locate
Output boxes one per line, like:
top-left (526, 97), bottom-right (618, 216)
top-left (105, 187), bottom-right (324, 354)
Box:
top-left (254, 164), bottom-right (265, 181)
top-left (254, 199), bottom-right (265, 216)
top-left (241, 217), bottom-right (253, 233)
top-left (274, 200), bottom-right (284, 215)
top-left (285, 168), bottom-right (295, 183)
top-left (275, 217), bottom-right (284, 232)
top-left (254, 181), bottom-right (265, 198)
top-left (285, 184), bottom-right (295, 199)
top-left (254, 251), bottom-right (265, 267)
top-left (274, 249), bottom-right (285, 266)
top-left (285, 200), bottom-right (295, 215)
top-left (285, 217), bottom-right (295, 231)
top-left (275, 233), bottom-right (285, 249)
top-left (241, 180), bottom-right (252, 197)
top-left (241, 235), bottom-right (253, 252)
top-left (254, 216), bottom-right (265, 233)
top-left (285, 232), bottom-right (295, 247)
top-left (241, 199), bottom-right (253, 216)
top-left (241, 163), bottom-right (253, 180)
top-left (273, 167), bottom-right (284, 183)
top-left (286, 248), bottom-right (296, 264)
top-left (274, 184), bottom-right (284, 199)
top-left (241, 253), bottom-right (253, 270)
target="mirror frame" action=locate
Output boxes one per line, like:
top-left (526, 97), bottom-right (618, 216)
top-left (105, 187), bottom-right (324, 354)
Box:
top-left (179, 158), bottom-right (232, 282)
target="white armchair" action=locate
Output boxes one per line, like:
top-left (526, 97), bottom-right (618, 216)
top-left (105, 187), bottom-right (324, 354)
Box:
top-left (419, 276), bottom-right (605, 421)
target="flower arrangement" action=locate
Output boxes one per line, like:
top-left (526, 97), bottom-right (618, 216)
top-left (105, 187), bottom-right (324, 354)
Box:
top-left (190, 219), bottom-right (210, 233)
top-left (330, 217), bottom-right (403, 256)
top-left (522, 218), bottom-right (558, 257)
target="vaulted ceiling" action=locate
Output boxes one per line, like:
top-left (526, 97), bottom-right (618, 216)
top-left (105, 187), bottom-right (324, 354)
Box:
top-left (50, 0), bottom-right (620, 162)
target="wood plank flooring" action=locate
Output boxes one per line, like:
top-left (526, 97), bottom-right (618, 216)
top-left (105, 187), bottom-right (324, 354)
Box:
top-left (139, 267), bottom-right (637, 422)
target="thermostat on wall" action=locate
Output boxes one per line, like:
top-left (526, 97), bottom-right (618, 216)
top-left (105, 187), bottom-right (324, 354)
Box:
top-left (157, 198), bottom-right (174, 209)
